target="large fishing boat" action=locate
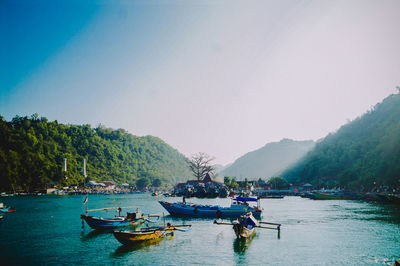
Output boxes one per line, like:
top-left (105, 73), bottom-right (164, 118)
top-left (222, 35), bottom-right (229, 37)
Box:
top-left (159, 197), bottom-right (263, 218)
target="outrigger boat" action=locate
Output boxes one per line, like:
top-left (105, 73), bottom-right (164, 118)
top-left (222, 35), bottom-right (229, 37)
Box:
top-left (159, 197), bottom-right (263, 218)
top-left (81, 206), bottom-right (145, 230)
top-left (113, 223), bottom-right (191, 245)
top-left (0, 203), bottom-right (15, 213)
top-left (214, 212), bottom-right (281, 239)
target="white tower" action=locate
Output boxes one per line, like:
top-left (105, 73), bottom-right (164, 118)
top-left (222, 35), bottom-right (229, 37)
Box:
top-left (63, 158), bottom-right (67, 172)
top-left (82, 159), bottom-right (87, 178)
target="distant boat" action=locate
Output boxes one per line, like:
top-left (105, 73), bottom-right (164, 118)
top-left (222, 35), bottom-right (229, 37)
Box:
top-left (159, 197), bottom-right (263, 218)
top-left (0, 203), bottom-right (15, 213)
top-left (81, 206), bottom-right (145, 230)
top-left (259, 195), bottom-right (285, 199)
top-left (113, 224), bottom-right (191, 245)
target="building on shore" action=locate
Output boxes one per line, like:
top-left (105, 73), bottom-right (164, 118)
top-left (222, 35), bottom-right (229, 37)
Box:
top-left (174, 173), bottom-right (228, 198)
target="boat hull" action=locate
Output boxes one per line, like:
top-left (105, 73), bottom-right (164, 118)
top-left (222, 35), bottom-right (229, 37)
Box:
top-left (81, 215), bottom-right (141, 230)
top-left (113, 230), bottom-right (166, 245)
top-left (0, 207), bottom-right (15, 213)
top-left (159, 201), bottom-right (262, 218)
top-left (233, 224), bottom-right (255, 239)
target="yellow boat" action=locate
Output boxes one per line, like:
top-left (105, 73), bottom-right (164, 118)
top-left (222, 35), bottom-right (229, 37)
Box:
top-left (113, 224), bottom-right (190, 245)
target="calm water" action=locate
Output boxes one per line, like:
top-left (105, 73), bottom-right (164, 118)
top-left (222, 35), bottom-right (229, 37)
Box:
top-left (1, 194), bottom-right (400, 265)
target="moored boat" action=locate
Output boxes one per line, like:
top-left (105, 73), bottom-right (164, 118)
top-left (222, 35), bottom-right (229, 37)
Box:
top-left (232, 213), bottom-right (259, 239)
top-left (113, 224), bottom-right (191, 245)
top-left (81, 207), bottom-right (145, 230)
top-left (215, 212), bottom-right (281, 239)
top-left (0, 203), bottom-right (15, 213)
top-left (159, 197), bottom-right (263, 218)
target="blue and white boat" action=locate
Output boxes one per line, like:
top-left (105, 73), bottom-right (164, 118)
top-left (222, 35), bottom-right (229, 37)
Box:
top-left (159, 197), bottom-right (263, 218)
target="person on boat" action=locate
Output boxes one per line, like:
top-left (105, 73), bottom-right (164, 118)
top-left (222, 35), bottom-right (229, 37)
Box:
top-left (182, 196), bottom-right (186, 203)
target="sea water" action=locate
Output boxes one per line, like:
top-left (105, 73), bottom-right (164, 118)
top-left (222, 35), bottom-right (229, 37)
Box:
top-left (0, 194), bottom-right (399, 265)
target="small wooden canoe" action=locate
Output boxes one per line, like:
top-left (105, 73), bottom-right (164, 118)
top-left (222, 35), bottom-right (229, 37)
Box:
top-left (233, 223), bottom-right (255, 239)
top-left (113, 224), bottom-right (190, 245)
top-left (113, 229), bottom-right (168, 245)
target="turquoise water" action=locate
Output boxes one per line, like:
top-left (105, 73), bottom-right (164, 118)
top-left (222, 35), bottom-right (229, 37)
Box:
top-left (1, 194), bottom-right (400, 265)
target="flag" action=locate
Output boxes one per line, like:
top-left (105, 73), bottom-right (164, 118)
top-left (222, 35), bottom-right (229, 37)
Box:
top-left (83, 195), bottom-right (88, 205)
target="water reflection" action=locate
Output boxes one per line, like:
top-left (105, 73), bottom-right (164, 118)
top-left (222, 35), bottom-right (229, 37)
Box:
top-left (111, 235), bottom-right (175, 257)
top-left (233, 234), bottom-right (256, 254)
top-left (80, 229), bottom-right (113, 241)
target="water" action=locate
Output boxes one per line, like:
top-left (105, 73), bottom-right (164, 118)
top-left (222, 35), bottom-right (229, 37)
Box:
top-left (1, 194), bottom-right (400, 265)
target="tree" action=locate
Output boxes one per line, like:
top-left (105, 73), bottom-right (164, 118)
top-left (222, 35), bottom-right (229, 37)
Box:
top-left (267, 176), bottom-right (289, 190)
top-left (230, 177), bottom-right (239, 190)
top-left (187, 152), bottom-right (215, 180)
top-left (243, 178), bottom-right (249, 189)
top-left (152, 178), bottom-right (162, 188)
top-left (224, 176), bottom-right (231, 186)
top-left (136, 177), bottom-right (150, 190)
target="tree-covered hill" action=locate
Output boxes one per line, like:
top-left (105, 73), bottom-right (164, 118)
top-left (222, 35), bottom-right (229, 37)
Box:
top-left (0, 114), bottom-right (192, 192)
top-left (219, 139), bottom-right (315, 180)
top-left (282, 92), bottom-right (400, 190)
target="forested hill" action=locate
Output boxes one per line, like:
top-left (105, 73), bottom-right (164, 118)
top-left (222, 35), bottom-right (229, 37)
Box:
top-left (219, 139), bottom-right (315, 180)
top-left (0, 115), bottom-right (192, 192)
top-left (282, 92), bottom-right (400, 190)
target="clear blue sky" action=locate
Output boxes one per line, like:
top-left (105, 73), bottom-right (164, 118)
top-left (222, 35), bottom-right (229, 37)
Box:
top-left (1, 0), bottom-right (400, 165)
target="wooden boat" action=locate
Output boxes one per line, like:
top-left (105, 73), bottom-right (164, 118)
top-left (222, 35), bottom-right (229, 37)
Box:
top-left (81, 206), bottom-right (145, 230)
top-left (215, 213), bottom-right (281, 239)
top-left (159, 197), bottom-right (263, 218)
top-left (233, 213), bottom-right (258, 239)
top-left (0, 203), bottom-right (15, 213)
top-left (113, 224), bottom-right (191, 245)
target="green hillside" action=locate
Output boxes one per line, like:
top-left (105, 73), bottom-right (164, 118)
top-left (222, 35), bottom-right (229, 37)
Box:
top-left (283, 93), bottom-right (400, 190)
top-left (220, 139), bottom-right (315, 180)
top-left (0, 114), bottom-right (192, 192)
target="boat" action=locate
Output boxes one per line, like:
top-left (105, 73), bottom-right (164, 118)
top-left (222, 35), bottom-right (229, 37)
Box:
top-left (233, 213), bottom-right (259, 239)
top-left (0, 203), bottom-right (15, 213)
top-left (159, 197), bottom-right (263, 218)
top-left (259, 195), bottom-right (285, 199)
top-left (113, 224), bottom-right (191, 245)
top-left (304, 191), bottom-right (364, 200)
top-left (215, 212), bottom-right (281, 239)
top-left (81, 206), bottom-right (145, 230)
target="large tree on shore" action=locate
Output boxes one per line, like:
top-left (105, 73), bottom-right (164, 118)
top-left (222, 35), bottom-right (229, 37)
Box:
top-left (187, 152), bottom-right (215, 180)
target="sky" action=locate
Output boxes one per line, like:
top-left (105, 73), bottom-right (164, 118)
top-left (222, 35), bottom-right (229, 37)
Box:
top-left (1, 0), bottom-right (400, 165)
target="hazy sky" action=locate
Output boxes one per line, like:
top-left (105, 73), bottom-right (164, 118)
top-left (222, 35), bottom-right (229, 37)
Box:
top-left (1, 0), bottom-right (399, 165)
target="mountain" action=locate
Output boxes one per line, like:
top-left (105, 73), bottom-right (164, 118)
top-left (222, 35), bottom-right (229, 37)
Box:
top-left (0, 115), bottom-right (192, 192)
top-left (219, 139), bottom-right (315, 180)
top-left (282, 92), bottom-right (400, 190)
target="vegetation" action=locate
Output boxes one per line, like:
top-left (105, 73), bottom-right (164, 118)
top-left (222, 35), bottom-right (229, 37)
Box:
top-left (187, 152), bottom-right (215, 180)
top-left (219, 139), bottom-right (315, 179)
top-left (266, 177), bottom-right (289, 190)
top-left (0, 114), bottom-right (192, 192)
top-left (223, 176), bottom-right (239, 190)
top-left (283, 92), bottom-right (400, 191)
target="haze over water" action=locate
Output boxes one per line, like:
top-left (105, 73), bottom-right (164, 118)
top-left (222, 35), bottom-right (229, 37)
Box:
top-left (1, 194), bottom-right (400, 265)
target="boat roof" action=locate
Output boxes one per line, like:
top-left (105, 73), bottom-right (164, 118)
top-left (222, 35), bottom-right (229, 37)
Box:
top-left (233, 197), bottom-right (258, 202)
